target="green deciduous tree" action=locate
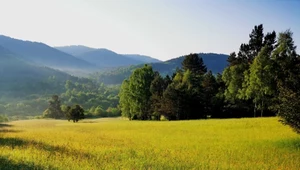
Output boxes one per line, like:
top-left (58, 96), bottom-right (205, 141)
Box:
top-left (65, 104), bottom-right (85, 122)
top-left (119, 80), bottom-right (132, 119)
top-left (119, 65), bottom-right (155, 120)
top-left (245, 46), bottom-right (275, 117)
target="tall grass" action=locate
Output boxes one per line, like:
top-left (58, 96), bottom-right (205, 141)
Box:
top-left (0, 117), bottom-right (299, 169)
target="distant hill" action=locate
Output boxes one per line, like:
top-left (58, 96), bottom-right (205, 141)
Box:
top-left (153, 53), bottom-right (229, 75)
top-left (0, 35), bottom-right (98, 75)
top-left (55, 45), bottom-right (161, 68)
top-left (55, 45), bottom-right (96, 56)
top-left (123, 54), bottom-right (161, 63)
top-left (0, 45), bottom-right (75, 97)
top-left (74, 49), bottom-right (146, 68)
top-left (92, 53), bottom-right (229, 85)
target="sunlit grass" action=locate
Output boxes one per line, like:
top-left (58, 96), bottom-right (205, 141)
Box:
top-left (0, 117), bottom-right (299, 169)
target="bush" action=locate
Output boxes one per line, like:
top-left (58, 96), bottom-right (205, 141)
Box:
top-left (94, 106), bottom-right (107, 117)
top-left (160, 115), bottom-right (169, 121)
top-left (106, 107), bottom-right (121, 117)
top-left (0, 114), bottom-right (9, 122)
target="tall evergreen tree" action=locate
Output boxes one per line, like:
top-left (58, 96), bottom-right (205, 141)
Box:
top-left (150, 72), bottom-right (167, 120)
top-left (182, 53), bottom-right (207, 75)
top-left (211, 73), bottom-right (226, 118)
top-left (272, 30), bottom-right (300, 133)
top-left (202, 71), bottom-right (218, 117)
top-left (162, 71), bottom-right (185, 120)
top-left (248, 24), bottom-right (264, 61)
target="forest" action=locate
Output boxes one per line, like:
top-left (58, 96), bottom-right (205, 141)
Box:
top-left (0, 77), bottom-right (120, 120)
top-left (119, 24), bottom-right (300, 133)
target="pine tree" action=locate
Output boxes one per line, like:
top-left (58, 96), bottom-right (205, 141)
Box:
top-left (272, 30), bottom-right (300, 133)
top-left (182, 53), bottom-right (207, 75)
top-left (202, 71), bottom-right (218, 117)
top-left (149, 72), bottom-right (166, 120)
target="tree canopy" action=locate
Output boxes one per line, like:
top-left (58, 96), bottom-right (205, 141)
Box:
top-left (118, 24), bottom-right (300, 134)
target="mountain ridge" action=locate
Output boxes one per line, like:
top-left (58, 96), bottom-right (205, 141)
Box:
top-left (0, 35), bottom-right (98, 75)
top-left (0, 44), bottom-right (76, 97)
top-left (55, 45), bottom-right (162, 65)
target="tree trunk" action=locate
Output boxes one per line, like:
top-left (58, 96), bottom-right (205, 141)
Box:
top-left (254, 102), bottom-right (257, 117)
top-left (261, 100), bottom-right (264, 117)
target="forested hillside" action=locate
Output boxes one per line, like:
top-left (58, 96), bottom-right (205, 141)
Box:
top-left (92, 53), bottom-right (228, 85)
top-left (0, 35), bottom-right (98, 75)
top-left (0, 45), bottom-right (73, 97)
top-left (0, 44), bottom-right (120, 119)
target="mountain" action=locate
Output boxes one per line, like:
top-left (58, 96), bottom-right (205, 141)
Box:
top-left (55, 45), bottom-right (161, 67)
top-left (123, 54), bottom-right (161, 63)
top-left (152, 53), bottom-right (229, 75)
top-left (55, 45), bottom-right (96, 56)
top-left (0, 45), bottom-right (75, 97)
top-left (74, 49), bottom-right (146, 68)
top-left (0, 35), bottom-right (98, 75)
top-left (92, 53), bottom-right (229, 85)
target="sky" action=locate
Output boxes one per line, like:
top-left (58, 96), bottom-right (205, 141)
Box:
top-left (0, 0), bottom-right (299, 61)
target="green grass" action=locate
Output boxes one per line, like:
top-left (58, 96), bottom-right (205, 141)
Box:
top-left (0, 117), bottom-right (299, 169)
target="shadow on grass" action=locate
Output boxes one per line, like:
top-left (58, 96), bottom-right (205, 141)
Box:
top-left (275, 138), bottom-right (300, 150)
top-left (0, 137), bottom-right (94, 159)
top-left (0, 156), bottom-right (50, 170)
top-left (0, 124), bottom-right (12, 128)
top-left (0, 129), bottom-right (22, 133)
top-left (0, 123), bottom-right (95, 166)
top-left (0, 124), bottom-right (21, 133)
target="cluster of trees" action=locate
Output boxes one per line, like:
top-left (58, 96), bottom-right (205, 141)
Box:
top-left (60, 80), bottom-right (120, 118)
top-left (119, 56), bottom-right (222, 120)
top-left (0, 75), bottom-right (121, 119)
top-left (119, 24), bottom-right (300, 133)
top-left (43, 95), bottom-right (85, 122)
top-left (222, 25), bottom-right (300, 133)
top-left (42, 78), bottom-right (121, 121)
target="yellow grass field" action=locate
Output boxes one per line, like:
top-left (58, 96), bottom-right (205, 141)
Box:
top-left (0, 117), bottom-right (299, 170)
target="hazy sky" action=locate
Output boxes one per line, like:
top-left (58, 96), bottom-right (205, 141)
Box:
top-left (0, 0), bottom-right (299, 61)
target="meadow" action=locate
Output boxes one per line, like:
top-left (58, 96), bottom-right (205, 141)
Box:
top-left (0, 117), bottom-right (299, 170)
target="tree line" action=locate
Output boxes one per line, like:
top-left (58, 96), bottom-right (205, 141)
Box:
top-left (0, 75), bottom-right (121, 120)
top-left (119, 24), bottom-right (300, 133)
